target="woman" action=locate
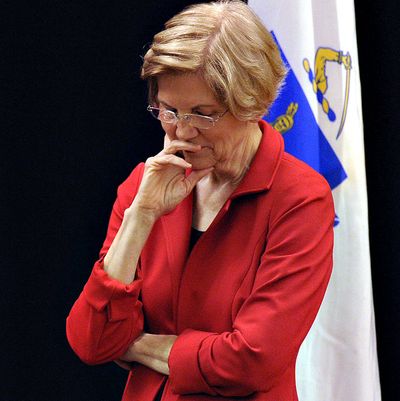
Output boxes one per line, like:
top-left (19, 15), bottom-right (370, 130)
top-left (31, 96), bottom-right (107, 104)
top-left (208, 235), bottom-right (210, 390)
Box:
top-left (66, 1), bottom-right (334, 400)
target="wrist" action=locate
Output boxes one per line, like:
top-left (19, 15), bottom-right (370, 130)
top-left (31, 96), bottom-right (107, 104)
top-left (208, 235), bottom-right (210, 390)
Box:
top-left (125, 200), bottom-right (160, 225)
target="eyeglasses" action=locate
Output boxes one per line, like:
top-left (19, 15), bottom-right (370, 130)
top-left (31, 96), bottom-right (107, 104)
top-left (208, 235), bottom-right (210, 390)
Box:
top-left (147, 105), bottom-right (229, 130)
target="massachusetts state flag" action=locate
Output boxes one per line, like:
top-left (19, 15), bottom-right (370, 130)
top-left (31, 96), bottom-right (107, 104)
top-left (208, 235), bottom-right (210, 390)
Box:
top-left (248, 1), bottom-right (381, 400)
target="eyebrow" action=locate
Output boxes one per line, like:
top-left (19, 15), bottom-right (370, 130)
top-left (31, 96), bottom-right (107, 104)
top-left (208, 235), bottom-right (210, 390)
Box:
top-left (157, 99), bottom-right (218, 109)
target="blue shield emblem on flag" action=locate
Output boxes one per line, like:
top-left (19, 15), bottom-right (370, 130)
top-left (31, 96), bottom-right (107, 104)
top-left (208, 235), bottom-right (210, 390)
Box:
top-left (264, 34), bottom-right (347, 225)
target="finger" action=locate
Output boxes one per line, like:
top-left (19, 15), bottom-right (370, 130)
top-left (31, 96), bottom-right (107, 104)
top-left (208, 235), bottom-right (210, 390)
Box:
top-left (132, 353), bottom-right (169, 376)
top-left (163, 134), bottom-right (171, 149)
top-left (185, 167), bottom-right (214, 191)
top-left (148, 154), bottom-right (192, 170)
top-left (114, 359), bottom-right (131, 371)
top-left (162, 140), bottom-right (202, 155)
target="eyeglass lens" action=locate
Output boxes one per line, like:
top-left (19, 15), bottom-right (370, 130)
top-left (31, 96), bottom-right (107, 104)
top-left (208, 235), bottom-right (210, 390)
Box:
top-left (148, 107), bottom-right (215, 129)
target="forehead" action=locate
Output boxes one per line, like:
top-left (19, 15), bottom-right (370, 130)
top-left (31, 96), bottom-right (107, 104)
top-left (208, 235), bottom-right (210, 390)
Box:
top-left (157, 73), bottom-right (220, 109)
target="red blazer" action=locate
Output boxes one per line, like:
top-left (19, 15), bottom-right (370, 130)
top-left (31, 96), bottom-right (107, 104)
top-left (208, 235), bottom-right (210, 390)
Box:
top-left (67, 120), bottom-right (334, 401)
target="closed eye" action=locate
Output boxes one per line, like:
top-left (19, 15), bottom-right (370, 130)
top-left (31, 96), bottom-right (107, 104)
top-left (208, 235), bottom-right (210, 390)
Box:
top-left (193, 110), bottom-right (212, 117)
top-left (157, 102), bottom-right (176, 113)
top-left (162, 106), bottom-right (176, 113)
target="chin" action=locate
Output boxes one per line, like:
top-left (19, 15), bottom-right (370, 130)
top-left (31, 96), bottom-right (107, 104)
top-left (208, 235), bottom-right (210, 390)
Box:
top-left (191, 163), bottom-right (214, 171)
top-left (183, 152), bottom-right (214, 170)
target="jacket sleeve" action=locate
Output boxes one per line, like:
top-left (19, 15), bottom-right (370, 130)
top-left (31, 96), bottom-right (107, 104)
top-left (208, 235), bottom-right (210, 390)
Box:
top-left (66, 164), bottom-right (145, 365)
top-left (168, 173), bottom-right (335, 397)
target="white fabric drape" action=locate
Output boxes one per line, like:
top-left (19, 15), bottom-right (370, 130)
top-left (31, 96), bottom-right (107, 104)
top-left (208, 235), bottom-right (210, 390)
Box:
top-left (248, 1), bottom-right (381, 400)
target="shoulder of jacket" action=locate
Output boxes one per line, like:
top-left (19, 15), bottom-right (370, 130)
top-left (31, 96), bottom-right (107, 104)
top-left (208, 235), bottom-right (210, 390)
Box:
top-left (267, 152), bottom-right (333, 212)
top-left (116, 162), bottom-right (145, 207)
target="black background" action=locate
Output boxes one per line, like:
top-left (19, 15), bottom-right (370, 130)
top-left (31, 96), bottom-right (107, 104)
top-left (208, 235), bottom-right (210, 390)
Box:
top-left (2, 0), bottom-right (399, 400)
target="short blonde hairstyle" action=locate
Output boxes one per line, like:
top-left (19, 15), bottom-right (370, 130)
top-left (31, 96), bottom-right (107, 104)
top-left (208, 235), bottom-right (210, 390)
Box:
top-left (141, 0), bottom-right (286, 121)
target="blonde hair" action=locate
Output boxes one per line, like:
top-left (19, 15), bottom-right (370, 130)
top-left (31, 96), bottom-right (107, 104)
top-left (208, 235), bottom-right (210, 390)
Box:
top-left (141, 0), bottom-right (286, 121)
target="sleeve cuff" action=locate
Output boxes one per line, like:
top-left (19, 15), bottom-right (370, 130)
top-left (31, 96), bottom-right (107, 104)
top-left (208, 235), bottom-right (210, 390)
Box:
top-left (83, 260), bottom-right (142, 321)
top-left (168, 329), bottom-right (217, 395)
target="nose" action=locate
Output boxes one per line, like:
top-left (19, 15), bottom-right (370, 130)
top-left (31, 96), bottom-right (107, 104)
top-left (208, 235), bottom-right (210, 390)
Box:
top-left (175, 119), bottom-right (199, 140)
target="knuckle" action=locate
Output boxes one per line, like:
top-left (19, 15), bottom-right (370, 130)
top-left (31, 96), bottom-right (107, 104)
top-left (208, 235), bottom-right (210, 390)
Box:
top-left (145, 156), bottom-right (155, 165)
top-left (164, 145), bottom-right (178, 154)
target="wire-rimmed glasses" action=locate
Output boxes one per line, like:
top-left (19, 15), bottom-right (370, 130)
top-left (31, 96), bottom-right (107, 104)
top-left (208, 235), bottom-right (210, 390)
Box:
top-left (147, 105), bottom-right (228, 130)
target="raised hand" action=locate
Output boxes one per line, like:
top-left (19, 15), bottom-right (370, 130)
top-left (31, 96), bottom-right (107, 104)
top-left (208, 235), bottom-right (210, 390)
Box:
top-left (103, 139), bottom-right (213, 284)
top-left (133, 140), bottom-right (213, 219)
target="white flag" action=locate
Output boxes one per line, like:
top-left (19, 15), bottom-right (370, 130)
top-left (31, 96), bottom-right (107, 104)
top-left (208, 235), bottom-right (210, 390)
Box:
top-left (248, 1), bottom-right (381, 400)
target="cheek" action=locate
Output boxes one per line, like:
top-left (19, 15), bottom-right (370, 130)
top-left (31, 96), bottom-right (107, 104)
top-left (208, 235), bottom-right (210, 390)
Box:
top-left (212, 135), bottom-right (232, 157)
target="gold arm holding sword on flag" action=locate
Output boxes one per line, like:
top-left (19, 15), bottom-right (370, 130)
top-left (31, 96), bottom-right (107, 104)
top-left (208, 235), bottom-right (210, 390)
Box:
top-left (303, 48), bottom-right (352, 138)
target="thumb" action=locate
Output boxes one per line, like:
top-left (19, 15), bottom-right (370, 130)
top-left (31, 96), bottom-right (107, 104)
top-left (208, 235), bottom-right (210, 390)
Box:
top-left (114, 359), bottom-right (131, 371)
top-left (185, 167), bottom-right (214, 192)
